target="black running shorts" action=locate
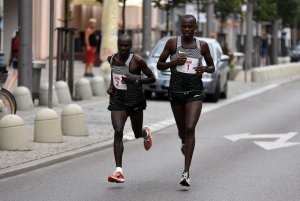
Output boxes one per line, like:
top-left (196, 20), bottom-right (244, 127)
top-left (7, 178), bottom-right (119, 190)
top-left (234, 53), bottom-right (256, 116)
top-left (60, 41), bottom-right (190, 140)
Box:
top-left (108, 101), bottom-right (146, 116)
top-left (169, 90), bottom-right (205, 105)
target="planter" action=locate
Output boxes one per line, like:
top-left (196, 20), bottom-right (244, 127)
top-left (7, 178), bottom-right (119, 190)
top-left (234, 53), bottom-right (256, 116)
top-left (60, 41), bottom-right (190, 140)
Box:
top-left (229, 68), bottom-right (241, 80)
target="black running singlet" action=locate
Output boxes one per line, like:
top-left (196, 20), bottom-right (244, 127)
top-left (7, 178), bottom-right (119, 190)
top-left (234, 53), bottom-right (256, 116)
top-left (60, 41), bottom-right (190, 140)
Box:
top-left (169, 36), bottom-right (204, 93)
top-left (109, 53), bottom-right (146, 108)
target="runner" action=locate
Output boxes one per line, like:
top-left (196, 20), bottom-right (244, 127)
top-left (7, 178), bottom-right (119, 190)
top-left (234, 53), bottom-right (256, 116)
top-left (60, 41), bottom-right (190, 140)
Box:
top-left (156, 15), bottom-right (215, 187)
top-left (107, 34), bottom-right (156, 183)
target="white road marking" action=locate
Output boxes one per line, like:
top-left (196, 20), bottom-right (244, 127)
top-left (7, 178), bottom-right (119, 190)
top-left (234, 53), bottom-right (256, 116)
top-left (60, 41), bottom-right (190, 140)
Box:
top-left (224, 132), bottom-right (300, 150)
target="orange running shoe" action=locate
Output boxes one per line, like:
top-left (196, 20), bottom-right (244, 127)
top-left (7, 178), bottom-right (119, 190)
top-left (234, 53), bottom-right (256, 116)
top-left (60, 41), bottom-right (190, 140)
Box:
top-left (108, 171), bottom-right (125, 183)
top-left (144, 126), bottom-right (152, 151)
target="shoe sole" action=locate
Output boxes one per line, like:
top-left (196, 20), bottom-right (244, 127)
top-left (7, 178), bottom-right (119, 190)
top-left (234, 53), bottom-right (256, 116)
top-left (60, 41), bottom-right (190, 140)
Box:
top-left (180, 179), bottom-right (190, 187)
top-left (144, 127), bottom-right (152, 151)
top-left (108, 176), bottom-right (125, 183)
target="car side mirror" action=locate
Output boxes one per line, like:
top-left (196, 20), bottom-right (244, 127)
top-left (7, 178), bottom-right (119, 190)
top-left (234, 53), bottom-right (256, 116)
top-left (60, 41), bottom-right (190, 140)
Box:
top-left (142, 51), bottom-right (150, 58)
top-left (221, 54), bottom-right (229, 62)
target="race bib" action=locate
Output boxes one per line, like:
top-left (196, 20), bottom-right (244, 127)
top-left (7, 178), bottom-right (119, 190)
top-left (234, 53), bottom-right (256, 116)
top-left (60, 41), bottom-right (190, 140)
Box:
top-left (176, 58), bottom-right (199, 74)
top-left (113, 73), bottom-right (127, 90)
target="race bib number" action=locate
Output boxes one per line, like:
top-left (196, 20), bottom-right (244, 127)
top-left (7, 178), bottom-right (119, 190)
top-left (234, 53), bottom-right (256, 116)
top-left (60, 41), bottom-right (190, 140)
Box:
top-left (176, 58), bottom-right (199, 74)
top-left (113, 73), bottom-right (127, 90)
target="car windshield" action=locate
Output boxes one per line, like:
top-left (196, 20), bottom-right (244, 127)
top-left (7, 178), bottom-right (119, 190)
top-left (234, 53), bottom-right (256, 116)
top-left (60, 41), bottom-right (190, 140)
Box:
top-left (152, 39), bottom-right (168, 57)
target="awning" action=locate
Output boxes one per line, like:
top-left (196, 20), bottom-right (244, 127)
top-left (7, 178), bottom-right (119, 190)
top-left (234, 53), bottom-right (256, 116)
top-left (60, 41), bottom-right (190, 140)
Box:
top-left (121, 0), bottom-right (143, 7)
top-left (72, 0), bottom-right (143, 7)
top-left (71, 0), bottom-right (101, 5)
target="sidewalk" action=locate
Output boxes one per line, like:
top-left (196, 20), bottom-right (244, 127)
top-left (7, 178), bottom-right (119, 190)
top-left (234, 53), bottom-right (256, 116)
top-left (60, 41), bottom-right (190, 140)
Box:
top-left (1, 61), bottom-right (299, 179)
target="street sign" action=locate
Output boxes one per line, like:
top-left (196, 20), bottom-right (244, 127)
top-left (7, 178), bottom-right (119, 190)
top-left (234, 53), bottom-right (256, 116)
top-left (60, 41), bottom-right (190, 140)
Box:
top-left (224, 132), bottom-right (300, 150)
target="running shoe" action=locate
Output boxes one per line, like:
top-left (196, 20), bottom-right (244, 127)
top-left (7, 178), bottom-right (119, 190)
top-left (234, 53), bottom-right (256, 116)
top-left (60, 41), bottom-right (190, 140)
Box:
top-left (181, 143), bottom-right (185, 155)
top-left (180, 172), bottom-right (191, 187)
top-left (144, 126), bottom-right (152, 151)
top-left (108, 171), bottom-right (125, 183)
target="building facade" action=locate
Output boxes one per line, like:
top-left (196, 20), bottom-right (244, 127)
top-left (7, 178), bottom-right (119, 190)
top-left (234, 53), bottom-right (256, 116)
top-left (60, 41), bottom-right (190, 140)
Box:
top-left (1, 0), bottom-right (159, 64)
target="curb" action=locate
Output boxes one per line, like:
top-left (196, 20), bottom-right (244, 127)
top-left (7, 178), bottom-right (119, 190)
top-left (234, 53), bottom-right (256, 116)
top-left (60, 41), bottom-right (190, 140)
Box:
top-left (1, 77), bottom-right (299, 179)
top-left (0, 139), bottom-right (117, 179)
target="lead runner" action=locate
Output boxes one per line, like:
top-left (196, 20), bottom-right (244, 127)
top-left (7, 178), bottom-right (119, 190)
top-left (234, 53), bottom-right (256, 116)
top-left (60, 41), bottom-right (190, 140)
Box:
top-left (157, 14), bottom-right (215, 187)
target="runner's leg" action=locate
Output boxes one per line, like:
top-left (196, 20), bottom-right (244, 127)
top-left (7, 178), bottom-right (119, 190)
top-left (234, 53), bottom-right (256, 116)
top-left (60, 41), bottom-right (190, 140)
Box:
top-left (129, 110), bottom-right (147, 138)
top-left (111, 110), bottom-right (128, 167)
top-left (184, 101), bottom-right (202, 172)
top-left (170, 103), bottom-right (186, 143)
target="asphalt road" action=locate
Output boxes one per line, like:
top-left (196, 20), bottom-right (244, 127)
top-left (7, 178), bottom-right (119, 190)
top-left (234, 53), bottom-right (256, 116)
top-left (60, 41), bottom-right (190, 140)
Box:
top-left (0, 80), bottom-right (300, 201)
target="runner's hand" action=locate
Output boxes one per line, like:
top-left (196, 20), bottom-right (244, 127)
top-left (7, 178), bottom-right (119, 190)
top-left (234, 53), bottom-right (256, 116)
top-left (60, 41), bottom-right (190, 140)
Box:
top-left (194, 65), bottom-right (206, 75)
top-left (107, 86), bottom-right (114, 95)
top-left (175, 55), bottom-right (187, 66)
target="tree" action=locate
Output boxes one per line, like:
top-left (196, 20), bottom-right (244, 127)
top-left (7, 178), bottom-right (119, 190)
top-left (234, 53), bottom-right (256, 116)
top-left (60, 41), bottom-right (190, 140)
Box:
top-left (253, 0), bottom-right (277, 22)
top-left (97, 0), bottom-right (127, 33)
top-left (215, 0), bottom-right (241, 17)
top-left (61, 0), bottom-right (73, 28)
top-left (152, 0), bottom-right (191, 35)
top-left (214, 0), bottom-right (241, 33)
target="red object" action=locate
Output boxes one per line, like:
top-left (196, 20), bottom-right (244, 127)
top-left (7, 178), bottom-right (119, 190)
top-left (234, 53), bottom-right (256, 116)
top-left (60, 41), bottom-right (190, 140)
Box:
top-left (12, 35), bottom-right (19, 59)
top-left (85, 47), bottom-right (96, 63)
top-left (186, 59), bottom-right (192, 70)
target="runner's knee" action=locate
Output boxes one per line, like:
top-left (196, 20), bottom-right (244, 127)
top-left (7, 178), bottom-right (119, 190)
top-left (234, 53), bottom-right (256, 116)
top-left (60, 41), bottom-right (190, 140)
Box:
top-left (114, 129), bottom-right (124, 140)
top-left (185, 126), bottom-right (196, 138)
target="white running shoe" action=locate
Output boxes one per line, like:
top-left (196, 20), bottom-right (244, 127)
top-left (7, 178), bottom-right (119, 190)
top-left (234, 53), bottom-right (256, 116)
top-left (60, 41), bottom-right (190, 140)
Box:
top-left (180, 172), bottom-right (191, 187)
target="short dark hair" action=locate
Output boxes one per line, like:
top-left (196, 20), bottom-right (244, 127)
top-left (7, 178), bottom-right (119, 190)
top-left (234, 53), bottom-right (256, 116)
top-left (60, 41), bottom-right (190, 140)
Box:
top-left (118, 33), bottom-right (132, 43)
top-left (182, 14), bottom-right (196, 23)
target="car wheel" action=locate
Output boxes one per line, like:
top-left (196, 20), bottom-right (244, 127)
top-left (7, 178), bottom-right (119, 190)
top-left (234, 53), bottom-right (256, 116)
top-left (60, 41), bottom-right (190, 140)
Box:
top-left (210, 79), bottom-right (220, 102)
top-left (144, 91), bottom-right (152, 99)
top-left (220, 81), bottom-right (228, 99)
top-left (155, 92), bottom-right (166, 99)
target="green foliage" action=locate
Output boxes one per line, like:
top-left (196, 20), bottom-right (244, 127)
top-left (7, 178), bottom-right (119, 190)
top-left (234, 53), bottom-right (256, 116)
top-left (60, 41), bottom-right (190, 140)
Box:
top-left (152, 0), bottom-right (191, 10)
top-left (253, 0), bottom-right (300, 27)
top-left (215, 0), bottom-right (242, 19)
top-left (253, 0), bottom-right (277, 22)
top-left (278, 0), bottom-right (300, 27)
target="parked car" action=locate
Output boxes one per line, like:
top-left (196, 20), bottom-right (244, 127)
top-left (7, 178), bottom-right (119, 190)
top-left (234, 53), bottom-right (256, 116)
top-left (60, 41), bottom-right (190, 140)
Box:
top-left (290, 44), bottom-right (300, 62)
top-left (143, 37), bottom-right (229, 102)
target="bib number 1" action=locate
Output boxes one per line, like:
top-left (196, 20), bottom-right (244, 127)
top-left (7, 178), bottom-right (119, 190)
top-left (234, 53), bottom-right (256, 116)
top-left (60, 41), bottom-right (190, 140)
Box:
top-left (177, 58), bottom-right (199, 74)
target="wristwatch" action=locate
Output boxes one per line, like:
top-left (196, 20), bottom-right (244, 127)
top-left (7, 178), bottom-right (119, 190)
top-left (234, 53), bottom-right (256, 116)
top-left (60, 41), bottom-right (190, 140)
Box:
top-left (204, 66), bottom-right (208, 72)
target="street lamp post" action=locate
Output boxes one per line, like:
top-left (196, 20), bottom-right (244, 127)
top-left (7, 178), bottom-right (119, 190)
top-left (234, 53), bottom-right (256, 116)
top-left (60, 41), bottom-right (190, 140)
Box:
top-left (244, 0), bottom-right (253, 82)
top-left (206, 0), bottom-right (214, 37)
top-left (18, 0), bottom-right (33, 91)
top-left (159, 0), bottom-right (170, 36)
top-left (142, 0), bottom-right (152, 54)
top-left (48, 0), bottom-right (54, 108)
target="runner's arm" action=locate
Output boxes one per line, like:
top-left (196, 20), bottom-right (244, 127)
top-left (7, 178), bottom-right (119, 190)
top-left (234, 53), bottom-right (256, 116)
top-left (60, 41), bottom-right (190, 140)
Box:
top-left (138, 56), bottom-right (156, 84)
top-left (201, 41), bottom-right (215, 73)
top-left (122, 55), bottom-right (156, 85)
top-left (106, 56), bottom-right (114, 95)
top-left (157, 38), bottom-right (186, 71)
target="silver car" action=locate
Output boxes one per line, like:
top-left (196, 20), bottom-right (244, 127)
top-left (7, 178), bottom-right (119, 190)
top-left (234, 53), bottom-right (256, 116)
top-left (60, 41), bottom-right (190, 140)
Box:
top-left (143, 37), bottom-right (229, 102)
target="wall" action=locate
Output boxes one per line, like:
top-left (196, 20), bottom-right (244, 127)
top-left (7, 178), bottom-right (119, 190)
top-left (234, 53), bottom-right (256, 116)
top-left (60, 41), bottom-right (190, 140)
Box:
top-left (32, 0), bottom-right (64, 59)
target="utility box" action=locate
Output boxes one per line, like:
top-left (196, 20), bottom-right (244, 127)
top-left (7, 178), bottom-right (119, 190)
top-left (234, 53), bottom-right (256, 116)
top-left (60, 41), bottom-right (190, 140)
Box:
top-left (32, 60), bottom-right (46, 100)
